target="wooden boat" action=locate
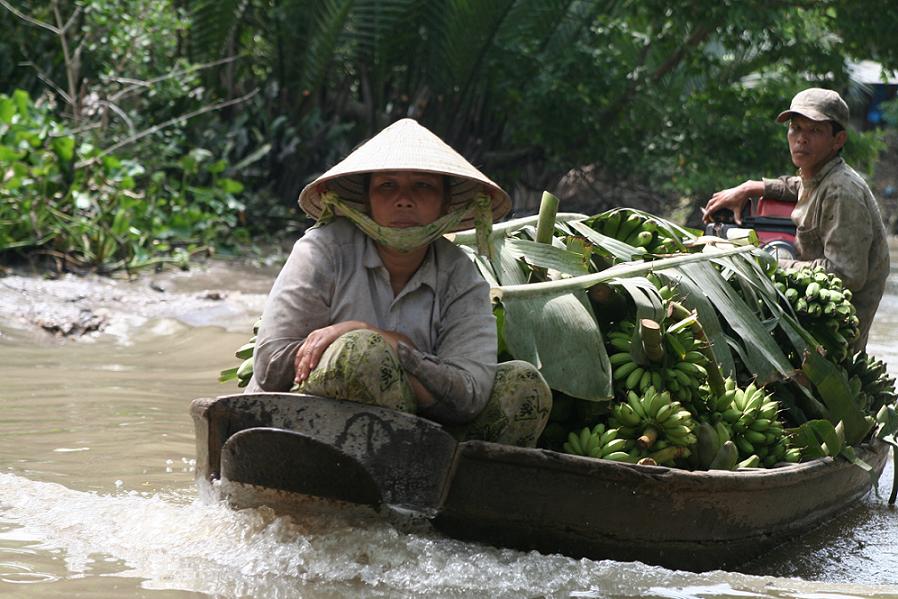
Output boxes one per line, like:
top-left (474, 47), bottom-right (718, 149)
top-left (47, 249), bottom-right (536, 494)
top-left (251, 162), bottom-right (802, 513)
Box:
top-left (191, 392), bottom-right (890, 572)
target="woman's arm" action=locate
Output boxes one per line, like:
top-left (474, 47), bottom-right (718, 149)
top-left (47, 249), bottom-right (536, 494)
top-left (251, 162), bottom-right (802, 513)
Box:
top-left (253, 233), bottom-right (336, 391)
top-left (396, 258), bottom-right (497, 423)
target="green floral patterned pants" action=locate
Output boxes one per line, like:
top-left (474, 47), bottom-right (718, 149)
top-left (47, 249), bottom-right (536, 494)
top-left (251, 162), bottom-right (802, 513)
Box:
top-left (295, 330), bottom-right (551, 447)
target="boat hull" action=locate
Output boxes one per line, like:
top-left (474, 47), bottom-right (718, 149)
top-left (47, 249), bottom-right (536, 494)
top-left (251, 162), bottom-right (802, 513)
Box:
top-left (436, 439), bottom-right (888, 571)
top-left (191, 392), bottom-right (889, 571)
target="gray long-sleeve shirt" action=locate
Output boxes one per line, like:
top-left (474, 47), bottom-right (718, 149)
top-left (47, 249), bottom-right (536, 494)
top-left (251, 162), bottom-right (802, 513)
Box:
top-left (763, 156), bottom-right (890, 350)
top-left (247, 217), bottom-right (498, 423)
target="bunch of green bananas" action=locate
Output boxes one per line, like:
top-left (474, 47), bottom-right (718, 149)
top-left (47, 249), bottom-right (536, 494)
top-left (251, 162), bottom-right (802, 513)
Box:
top-left (611, 386), bottom-right (697, 458)
top-left (844, 351), bottom-right (898, 414)
top-left (562, 423), bottom-right (634, 462)
top-left (592, 210), bottom-right (686, 254)
top-left (219, 317), bottom-right (260, 388)
top-left (773, 265), bottom-right (859, 363)
top-left (711, 378), bottom-right (799, 467)
top-left (606, 318), bottom-right (710, 409)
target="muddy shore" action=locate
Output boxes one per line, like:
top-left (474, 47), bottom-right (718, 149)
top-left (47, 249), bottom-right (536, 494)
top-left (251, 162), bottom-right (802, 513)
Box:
top-left (0, 259), bottom-right (280, 344)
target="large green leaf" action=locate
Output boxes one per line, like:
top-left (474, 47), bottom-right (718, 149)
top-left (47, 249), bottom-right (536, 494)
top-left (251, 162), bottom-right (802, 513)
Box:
top-left (489, 235), bottom-right (528, 286)
top-left (449, 212), bottom-right (588, 246)
top-left (609, 276), bottom-right (663, 324)
top-left (493, 245), bottom-right (757, 300)
top-left (722, 252), bottom-right (813, 357)
top-left (501, 290), bottom-right (611, 402)
top-left (802, 351), bottom-right (875, 445)
top-left (675, 260), bottom-right (794, 385)
top-left (653, 269), bottom-right (736, 377)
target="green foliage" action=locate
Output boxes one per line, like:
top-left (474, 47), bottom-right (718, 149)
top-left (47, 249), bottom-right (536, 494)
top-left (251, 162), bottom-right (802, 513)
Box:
top-left (0, 89), bottom-right (248, 273)
top-left (178, 0), bottom-right (896, 212)
top-left (4, 0), bottom-right (898, 249)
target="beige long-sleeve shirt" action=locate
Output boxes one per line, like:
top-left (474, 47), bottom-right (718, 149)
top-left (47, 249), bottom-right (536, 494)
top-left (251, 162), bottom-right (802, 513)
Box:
top-left (763, 156), bottom-right (890, 350)
top-left (247, 217), bottom-right (498, 423)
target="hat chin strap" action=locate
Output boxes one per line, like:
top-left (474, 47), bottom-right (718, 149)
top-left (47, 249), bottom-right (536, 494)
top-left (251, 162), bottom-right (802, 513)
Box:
top-left (316, 191), bottom-right (492, 253)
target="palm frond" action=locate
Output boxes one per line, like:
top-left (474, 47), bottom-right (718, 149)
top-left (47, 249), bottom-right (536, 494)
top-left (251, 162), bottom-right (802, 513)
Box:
top-left (189, 0), bottom-right (246, 61)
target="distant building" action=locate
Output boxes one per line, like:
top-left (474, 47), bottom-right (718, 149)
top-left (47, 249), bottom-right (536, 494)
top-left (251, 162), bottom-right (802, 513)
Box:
top-left (848, 60), bottom-right (898, 130)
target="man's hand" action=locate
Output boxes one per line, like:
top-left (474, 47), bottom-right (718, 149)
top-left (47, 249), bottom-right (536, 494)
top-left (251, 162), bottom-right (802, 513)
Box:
top-left (701, 180), bottom-right (764, 224)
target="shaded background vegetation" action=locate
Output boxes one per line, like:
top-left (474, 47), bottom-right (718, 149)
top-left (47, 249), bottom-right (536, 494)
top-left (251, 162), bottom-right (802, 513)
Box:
top-left (2, 0), bottom-right (898, 273)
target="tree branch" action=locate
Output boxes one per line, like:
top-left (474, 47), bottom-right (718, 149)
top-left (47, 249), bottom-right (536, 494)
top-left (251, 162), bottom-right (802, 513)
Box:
top-left (107, 55), bottom-right (243, 102)
top-left (651, 22), bottom-right (716, 82)
top-left (75, 88), bottom-right (260, 169)
top-left (0, 0), bottom-right (59, 33)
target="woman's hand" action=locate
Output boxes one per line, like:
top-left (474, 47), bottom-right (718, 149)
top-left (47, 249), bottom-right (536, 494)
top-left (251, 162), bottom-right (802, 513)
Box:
top-left (293, 321), bottom-right (419, 385)
top-left (293, 321), bottom-right (367, 385)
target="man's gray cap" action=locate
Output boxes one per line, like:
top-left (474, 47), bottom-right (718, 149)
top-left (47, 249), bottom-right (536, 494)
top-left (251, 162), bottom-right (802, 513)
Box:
top-left (776, 88), bottom-right (849, 130)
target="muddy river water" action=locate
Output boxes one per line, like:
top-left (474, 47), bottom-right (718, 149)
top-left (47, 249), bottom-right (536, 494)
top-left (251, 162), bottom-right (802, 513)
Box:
top-left (2, 243), bottom-right (898, 599)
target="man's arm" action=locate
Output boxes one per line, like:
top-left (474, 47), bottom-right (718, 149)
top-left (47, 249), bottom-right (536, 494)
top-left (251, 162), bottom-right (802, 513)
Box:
top-left (702, 180), bottom-right (765, 224)
top-left (762, 176), bottom-right (801, 203)
top-left (702, 176), bottom-right (800, 224)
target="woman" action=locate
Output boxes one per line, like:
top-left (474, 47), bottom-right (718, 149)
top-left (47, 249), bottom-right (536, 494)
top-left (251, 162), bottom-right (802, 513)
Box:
top-left (246, 119), bottom-right (551, 447)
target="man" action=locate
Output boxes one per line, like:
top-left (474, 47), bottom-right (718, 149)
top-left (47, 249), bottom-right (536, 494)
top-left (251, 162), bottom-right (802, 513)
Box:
top-left (703, 88), bottom-right (890, 351)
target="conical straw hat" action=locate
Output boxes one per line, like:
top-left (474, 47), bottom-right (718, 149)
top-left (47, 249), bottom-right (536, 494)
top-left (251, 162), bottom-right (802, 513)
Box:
top-left (297, 118), bottom-right (511, 231)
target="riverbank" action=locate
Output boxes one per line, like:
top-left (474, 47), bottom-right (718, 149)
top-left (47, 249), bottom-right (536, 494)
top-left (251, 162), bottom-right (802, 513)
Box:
top-left (0, 258), bottom-right (278, 344)
top-left (3, 234), bottom-right (897, 345)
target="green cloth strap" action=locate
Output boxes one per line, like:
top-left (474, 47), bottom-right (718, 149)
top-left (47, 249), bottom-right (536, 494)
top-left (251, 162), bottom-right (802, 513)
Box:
top-left (316, 191), bottom-right (493, 253)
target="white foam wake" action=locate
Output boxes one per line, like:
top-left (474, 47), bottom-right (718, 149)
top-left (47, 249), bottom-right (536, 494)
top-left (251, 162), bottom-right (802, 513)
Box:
top-left (1, 473), bottom-right (895, 599)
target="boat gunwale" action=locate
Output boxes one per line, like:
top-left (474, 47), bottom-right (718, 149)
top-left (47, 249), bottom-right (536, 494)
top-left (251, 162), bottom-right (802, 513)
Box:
top-left (450, 438), bottom-right (887, 491)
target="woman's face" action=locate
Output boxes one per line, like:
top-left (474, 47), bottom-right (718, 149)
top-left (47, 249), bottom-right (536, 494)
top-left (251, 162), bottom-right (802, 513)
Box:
top-left (368, 171), bottom-right (445, 228)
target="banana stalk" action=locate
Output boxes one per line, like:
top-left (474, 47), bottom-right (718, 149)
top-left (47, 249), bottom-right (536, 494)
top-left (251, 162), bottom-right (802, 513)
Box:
top-left (492, 245), bottom-right (756, 301)
top-left (448, 212), bottom-right (589, 245)
top-left (535, 191), bottom-right (560, 245)
top-left (640, 318), bottom-right (666, 363)
top-left (527, 191), bottom-right (560, 283)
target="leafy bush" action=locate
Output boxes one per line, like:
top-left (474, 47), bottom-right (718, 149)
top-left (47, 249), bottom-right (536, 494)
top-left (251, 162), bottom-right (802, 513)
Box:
top-left (0, 89), bottom-right (249, 274)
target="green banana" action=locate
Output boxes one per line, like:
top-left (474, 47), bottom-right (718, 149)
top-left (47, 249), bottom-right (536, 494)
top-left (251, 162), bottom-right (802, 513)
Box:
top-left (235, 342), bottom-right (255, 360)
top-left (709, 440), bottom-right (738, 470)
top-left (602, 211), bottom-right (623, 238)
top-left (626, 366), bottom-right (646, 390)
top-left (613, 361), bottom-right (639, 381)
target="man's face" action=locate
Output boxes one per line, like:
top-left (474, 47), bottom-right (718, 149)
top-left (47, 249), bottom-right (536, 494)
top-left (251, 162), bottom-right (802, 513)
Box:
top-left (368, 171), bottom-right (445, 228)
top-left (786, 114), bottom-right (847, 177)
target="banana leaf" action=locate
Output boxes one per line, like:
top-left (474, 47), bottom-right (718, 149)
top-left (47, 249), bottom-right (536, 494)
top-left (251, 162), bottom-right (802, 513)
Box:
top-left (500, 290), bottom-right (611, 402)
top-left (608, 276), bottom-right (664, 367)
top-left (565, 219), bottom-right (648, 262)
top-left (791, 419), bottom-right (839, 458)
top-left (492, 247), bottom-right (758, 402)
top-left (801, 351), bottom-right (875, 445)
top-left (447, 212), bottom-right (589, 245)
top-left (720, 251), bottom-right (813, 358)
top-left (492, 245), bottom-right (758, 300)
top-left (583, 207), bottom-right (702, 248)
top-left (675, 260), bottom-right (794, 385)
top-left (792, 420), bottom-right (873, 473)
top-left (504, 238), bottom-right (592, 276)
top-left (608, 276), bottom-right (664, 324)
top-left (651, 269), bottom-right (736, 378)
top-left (489, 235), bottom-right (529, 286)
